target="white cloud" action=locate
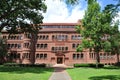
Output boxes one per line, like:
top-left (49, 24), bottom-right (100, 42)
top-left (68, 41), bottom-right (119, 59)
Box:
top-left (43, 0), bottom-right (85, 23)
top-left (117, 12), bottom-right (120, 31)
top-left (114, 12), bottom-right (120, 31)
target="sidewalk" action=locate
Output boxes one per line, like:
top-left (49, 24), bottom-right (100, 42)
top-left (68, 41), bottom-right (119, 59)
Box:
top-left (49, 64), bottom-right (72, 80)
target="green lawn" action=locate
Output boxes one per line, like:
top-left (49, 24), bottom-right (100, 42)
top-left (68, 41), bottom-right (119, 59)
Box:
top-left (0, 65), bottom-right (53, 80)
top-left (67, 66), bottom-right (120, 80)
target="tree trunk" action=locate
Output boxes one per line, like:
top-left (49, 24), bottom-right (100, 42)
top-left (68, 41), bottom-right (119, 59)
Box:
top-left (117, 53), bottom-right (120, 63)
top-left (30, 33), bottom-right (38, 64)
top-left (96, 52), bottom-right (100, 68)
top-left (0, 56), bottom-right (5, 64)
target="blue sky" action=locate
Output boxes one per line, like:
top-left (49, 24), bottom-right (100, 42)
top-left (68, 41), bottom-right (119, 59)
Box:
top-left (43, 0), bottom-right (120, 30)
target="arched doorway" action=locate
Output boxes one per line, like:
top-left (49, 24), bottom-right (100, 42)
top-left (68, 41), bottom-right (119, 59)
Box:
top-left (57, 57), bottom-right (63, 64)
top-left (56, 53), bottom-right (65, 64)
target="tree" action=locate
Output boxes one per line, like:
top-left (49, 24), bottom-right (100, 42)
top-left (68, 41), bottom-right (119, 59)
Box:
top-left (0, 0), bottom-right (47, 33)
top-left (101, 0), bottom-right (120, 63)
top-left (110, 31), bottom-right (120, 63)
top-left (0, 33), bottom-right (7, 64)
top-left (65, 0), bottom-right (79, 5)
top-left (76, 0), bottom-right (118, 68)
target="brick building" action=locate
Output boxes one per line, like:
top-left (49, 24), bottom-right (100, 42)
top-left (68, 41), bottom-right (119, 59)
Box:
top-left (1, 22), bottom-right (119, 66)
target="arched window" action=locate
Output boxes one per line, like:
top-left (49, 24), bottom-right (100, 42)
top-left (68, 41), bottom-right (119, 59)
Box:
top-left (81, 53), bottom-right (84, 58)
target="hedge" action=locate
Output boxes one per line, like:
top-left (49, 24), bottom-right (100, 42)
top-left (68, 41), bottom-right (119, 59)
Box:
top-left (4, 63), bottom-right (46, 67)
top-left (74, 63), bottom-right (104, 68)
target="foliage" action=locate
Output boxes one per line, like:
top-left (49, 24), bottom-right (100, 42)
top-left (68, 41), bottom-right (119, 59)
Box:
top-left (76, 0), bottom-right (119, 68)
top-left (3, 63), bottom-right (46, 67)
top-left (65, 0), bottom-right (79, 5)
top-left (0, 33), bottom-right (7, 58)
top-left (110, 32), bottom-right (120, 62)
top-left (102, 41), bottom-right (112, 52)
top-left (74, 63), bottom-right (104, 68)
top-left (0, 0), bottom-right (47, 33)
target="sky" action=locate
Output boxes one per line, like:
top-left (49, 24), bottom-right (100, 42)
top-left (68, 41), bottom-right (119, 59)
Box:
top-left (43, 0), bottom-right (119, 22)
top-left (43, 0), bottom-right (120, 30)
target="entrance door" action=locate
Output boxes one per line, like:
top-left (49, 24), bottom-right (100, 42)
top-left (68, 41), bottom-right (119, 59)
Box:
top-left (57, 57), bottom-right (63, 64)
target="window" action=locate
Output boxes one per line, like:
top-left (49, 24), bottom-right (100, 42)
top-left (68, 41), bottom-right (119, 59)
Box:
top-left (25, 33), bottom-right (32, 39)
top-left (39, 35), bottom-right (42, 39)
top-left (38, 35), bottom-right (49, 40)
top-left (3, 36), bottom-right (7, 39)
top-left (73, 54), bottom-right (76, 59)
top-left (51, 47), bottom-right (68, 52)
top-left (73, 53), bottom-right (84, 60)
top-left (24, 43), bottom-right (30, 48)
top-left (17, 53), bottom-right (20, 59)
top-left (58, 47), bottom-right (61, 51)
top-left (36, 54), bottom-right (39, 59)
top-left (62, 47), bottom-right (64, 51)
top-left (52, 35), bottom-right (68, 41)
top-left (8, 35), bottom-right (22, 40)
top-left (71, 35), bottom-right (82, 40)
top-left (107, 53), bottom-right (111, 59)
top-left (44, 54), bottom-right (47, 59)
top-left (52, 47), bottom-right (54, 51)
top-left (77, 54), bottom-right (80, 59)
top-left (36, 53), bottom-right (47, 59)
top-left (9, 53), bottom-right (20, 59)
top-left (23, 53), bottom-right (30, 59)
top-left (65, 47), bottom-right (68, 51)
top-left (44, 44), bottom-right (47, 48)
top-left (40, 44), bottom-right (43, 48)
top-left (7, 43), bottom-right (21, 49)
top-left (46, 35), bottom-right (49, 40)
top-left (71, 35), bottom-right (75, 40)
top-left (36, 44), bottom-right (48, 49)
top-left (15, 44), bottom-right (17, 48)
top-left (40, 54), bottom-right (43, 59)
top-left (37, 44), bottom-right (40, 48)
top-left (72, 43), bottom-right (79, 49)
top-left (81, 53), bottom-right (83, 58)
top-left (18, 44), bottom-right (21, 48)
top-left (43, 36), bottom-right (45, 39)
top-left (52, 35), bottom-right (55, 40)
top-left (78, 35), bottom-right (82, 40)
top-left (72, 44), bottom-right (75, 48)
top-left (103, 53), bottom-right (107, 59)
top-left (100, 53), bottom-right (103, 59)
top-left (42, 26), bottom-right (75, 28)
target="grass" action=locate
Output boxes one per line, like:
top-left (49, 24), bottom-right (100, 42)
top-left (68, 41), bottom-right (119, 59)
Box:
top-left (0, 65), bottom-right (54, 80)
top-left (67, 66), bottom-right (120, 80)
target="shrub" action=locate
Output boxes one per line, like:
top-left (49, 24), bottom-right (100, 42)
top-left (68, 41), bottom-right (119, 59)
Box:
top-left (74, 63), bottom-right (89, 67)
top-left (74, 63), bottom-right (104, 68)
top-left (4, 63), bottom-right (46, 67)
top-left (20, 64), bottom-right (46, 67)
top-left (4, 63), bottom-right (19, 67)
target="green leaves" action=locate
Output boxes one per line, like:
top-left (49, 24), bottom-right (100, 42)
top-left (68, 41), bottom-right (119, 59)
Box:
top-left (76, 45), bottom-right (83, 52)
top-left (65, 0), bottom-right (79, 5)
top-left (76, 0), bottom-right (120, 64)
top-left (102, 41), bottom-right (111, 52)
top-left (0, 0), bottom-right (47, 33)
top-left (0, 33), bottom-right (7, 57)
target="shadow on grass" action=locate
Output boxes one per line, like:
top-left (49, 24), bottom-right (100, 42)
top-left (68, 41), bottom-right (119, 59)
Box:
top-left (89, 75), bottom-right (120, 80)
top-left (67, 66), bottom-right (120, 70)
top-left (0, 66), bottom-right (53, 74)
top-left (103, 66), bottom-right (120, 70)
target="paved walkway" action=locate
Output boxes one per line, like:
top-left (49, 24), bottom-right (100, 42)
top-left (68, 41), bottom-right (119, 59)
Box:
top-left (49, 64), bottom-right (72, 80)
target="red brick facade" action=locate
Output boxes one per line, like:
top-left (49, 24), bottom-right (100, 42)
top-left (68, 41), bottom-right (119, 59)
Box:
top-left (1, 23), bottom-right (119, 66)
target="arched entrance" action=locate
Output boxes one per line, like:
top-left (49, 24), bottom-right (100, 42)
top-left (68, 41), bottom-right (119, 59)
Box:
top-left (57, 57), bottom-right (63, 64)
top-left (56, 53), bottom-right (65, 64)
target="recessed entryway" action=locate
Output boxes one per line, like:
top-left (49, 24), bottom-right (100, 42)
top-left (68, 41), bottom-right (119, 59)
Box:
top-left (57, 57), bottom-right (63, 64)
